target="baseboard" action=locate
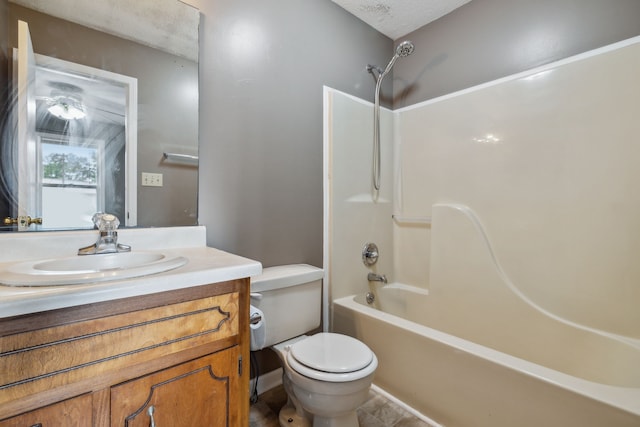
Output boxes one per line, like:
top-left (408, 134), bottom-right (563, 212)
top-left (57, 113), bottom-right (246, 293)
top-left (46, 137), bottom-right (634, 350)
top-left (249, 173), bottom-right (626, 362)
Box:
top-left (251, 367), bottom-right (283, 396)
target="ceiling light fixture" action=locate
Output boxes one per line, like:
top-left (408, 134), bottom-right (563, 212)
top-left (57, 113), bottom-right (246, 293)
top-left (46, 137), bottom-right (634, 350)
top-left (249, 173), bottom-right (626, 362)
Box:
top-left (47, 95), bottom-right (86, 120)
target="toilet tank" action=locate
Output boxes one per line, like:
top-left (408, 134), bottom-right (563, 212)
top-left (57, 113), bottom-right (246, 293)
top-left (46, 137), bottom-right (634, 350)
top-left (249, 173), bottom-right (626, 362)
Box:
top-left (251, 264), bottom-right (323, 348)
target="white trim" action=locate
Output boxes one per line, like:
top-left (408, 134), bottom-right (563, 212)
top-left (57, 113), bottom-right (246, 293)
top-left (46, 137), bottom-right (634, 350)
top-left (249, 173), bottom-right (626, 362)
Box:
top-left (322, 85), bottom-right (392, 110)
top-left (34, 53), bottom-right (138, 226)
top-left (125, 80), bottom-right (138, 226)
top-left (322, 86), bottom-right (331, 332)
top-left (15, 21), bottom-right (37, 224)
top-left (322, 85), bottom-right (391, 330)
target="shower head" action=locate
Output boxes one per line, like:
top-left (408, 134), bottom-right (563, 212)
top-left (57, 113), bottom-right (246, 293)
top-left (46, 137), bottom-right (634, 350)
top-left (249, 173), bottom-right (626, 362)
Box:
top-left (395, 40), bottom-right (414, 57)
top-left (380, 40), bottom-right (415, 76)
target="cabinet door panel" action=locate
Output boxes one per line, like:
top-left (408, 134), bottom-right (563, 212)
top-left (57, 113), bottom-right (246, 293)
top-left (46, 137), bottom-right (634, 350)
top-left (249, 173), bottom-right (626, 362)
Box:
top-left (111, 347), bottom-right (239, 427)
top-left (0, 394), bottom-right (92, 427)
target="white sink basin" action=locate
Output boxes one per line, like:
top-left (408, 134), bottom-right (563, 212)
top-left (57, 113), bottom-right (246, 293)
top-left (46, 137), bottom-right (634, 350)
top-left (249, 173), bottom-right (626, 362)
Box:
top-left (0, 252), bottom-right (188, 286)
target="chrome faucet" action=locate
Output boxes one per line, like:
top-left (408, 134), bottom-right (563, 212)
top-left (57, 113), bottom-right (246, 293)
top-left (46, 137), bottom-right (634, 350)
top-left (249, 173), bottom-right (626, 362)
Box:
top-left (78, 213), bottom-right (131, 255)
top-left (367, 272), bottom-right (387, 284)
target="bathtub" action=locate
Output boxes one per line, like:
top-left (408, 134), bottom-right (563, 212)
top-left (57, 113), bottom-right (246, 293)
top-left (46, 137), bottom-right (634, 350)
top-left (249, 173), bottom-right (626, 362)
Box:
top-left (332, 284), bottom-right (640, 427)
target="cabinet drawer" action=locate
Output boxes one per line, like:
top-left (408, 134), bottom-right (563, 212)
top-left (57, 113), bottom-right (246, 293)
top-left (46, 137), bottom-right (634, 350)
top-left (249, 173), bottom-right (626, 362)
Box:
top-left (0, 292), bottom-right (239, 410)
top-left (0, 393), bottom-right (92, 427)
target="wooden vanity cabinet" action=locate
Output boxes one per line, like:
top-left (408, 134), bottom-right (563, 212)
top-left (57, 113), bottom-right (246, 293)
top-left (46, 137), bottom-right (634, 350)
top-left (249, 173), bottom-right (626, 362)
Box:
top-left (0, 279), bottom-right (250, 426)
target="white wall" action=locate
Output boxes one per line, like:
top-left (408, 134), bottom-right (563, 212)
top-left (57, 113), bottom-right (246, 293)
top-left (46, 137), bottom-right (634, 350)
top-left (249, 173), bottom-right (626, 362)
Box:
top-left (325, 88), bottom-right (394, 305)
top-left (396, 38), bottom-right (640, 338)
top-left (328, 38), bottom-right (640, 340)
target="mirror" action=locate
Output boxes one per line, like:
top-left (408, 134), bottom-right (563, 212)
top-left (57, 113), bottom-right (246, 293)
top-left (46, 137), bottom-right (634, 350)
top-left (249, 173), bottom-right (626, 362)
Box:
top-left (0, 0), bottom-right (200, 231)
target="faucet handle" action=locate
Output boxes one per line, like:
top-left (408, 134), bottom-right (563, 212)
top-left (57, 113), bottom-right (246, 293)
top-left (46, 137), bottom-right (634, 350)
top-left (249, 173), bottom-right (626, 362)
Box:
top-left (362, 242), bottom-right (379, 266)
top-left (92, 213), bottom-right (120, 231)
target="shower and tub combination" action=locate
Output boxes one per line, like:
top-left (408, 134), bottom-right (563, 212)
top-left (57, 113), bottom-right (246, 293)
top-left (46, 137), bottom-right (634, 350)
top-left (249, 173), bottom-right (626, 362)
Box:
top-left (324, 36), bottom-right (640, 426)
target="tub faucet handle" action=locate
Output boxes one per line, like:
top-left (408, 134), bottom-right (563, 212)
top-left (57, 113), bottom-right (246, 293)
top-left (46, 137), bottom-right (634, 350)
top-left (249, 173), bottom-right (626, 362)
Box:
top-left (362, 242), bottom-right (379, 266)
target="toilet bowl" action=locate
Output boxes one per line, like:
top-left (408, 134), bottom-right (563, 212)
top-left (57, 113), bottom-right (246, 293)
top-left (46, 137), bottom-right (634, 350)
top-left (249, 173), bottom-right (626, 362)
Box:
top-left (250, 265), bottom-right (378, 427)
top-left (273, 334), bottom-right (378, 427)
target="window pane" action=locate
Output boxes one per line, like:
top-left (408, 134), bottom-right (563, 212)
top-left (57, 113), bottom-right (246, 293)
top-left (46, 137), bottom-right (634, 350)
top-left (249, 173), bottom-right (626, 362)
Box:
top-left (42, 142), bottom-right (97, 186)
top-left (42, 186), bottom-right (96, 229)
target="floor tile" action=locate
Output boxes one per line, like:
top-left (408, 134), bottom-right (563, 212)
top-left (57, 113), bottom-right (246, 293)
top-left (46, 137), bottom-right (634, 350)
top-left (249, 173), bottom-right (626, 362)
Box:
top-left (250, 385), bottom-right (431, 427)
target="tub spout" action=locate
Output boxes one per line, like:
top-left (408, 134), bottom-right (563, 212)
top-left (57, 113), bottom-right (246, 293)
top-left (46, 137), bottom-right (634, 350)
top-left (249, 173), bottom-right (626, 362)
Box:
top-left (367, 272), bottom-right (387, 284)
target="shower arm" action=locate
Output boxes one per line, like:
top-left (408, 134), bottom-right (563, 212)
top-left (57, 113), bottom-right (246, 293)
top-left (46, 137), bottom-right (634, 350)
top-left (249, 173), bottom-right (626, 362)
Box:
top-left (366, 64), bottom-right (384, 77)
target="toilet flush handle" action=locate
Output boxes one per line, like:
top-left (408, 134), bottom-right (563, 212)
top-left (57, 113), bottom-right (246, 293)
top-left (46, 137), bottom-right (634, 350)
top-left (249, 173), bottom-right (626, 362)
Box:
top-left (250, 292), bottom-right (263, 301)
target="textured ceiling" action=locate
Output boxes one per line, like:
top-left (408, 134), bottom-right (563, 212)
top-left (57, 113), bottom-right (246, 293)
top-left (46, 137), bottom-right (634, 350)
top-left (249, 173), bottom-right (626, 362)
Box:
top-left (10, 0), bottom-right (199, 61)
top-left (331, 0), bottom-right (472, 40)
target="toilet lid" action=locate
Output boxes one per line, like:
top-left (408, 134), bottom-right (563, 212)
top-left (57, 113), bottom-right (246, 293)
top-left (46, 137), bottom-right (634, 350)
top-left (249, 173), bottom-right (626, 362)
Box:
top-left (289, 333), bottom-right (374, 374)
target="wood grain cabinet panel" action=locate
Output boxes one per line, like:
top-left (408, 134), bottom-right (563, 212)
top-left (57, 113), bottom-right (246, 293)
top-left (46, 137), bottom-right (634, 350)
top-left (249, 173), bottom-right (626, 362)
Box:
top-left (111, 347), bottom-right (240, 427)
top-left (0, 393), bottom-right (92, 427)
top-left (1, 293), bottom-right (238, 404)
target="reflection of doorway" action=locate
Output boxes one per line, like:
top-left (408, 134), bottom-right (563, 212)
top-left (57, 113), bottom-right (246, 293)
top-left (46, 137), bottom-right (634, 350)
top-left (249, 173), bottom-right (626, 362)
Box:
top-left (34, 57), bottom-right (131, 230)
top-left (37, 133), bottom-right (105, 229)
top-left (33, 55), bottom-right (137, 229)
top-left (13, 20), bottom-right (138, 230)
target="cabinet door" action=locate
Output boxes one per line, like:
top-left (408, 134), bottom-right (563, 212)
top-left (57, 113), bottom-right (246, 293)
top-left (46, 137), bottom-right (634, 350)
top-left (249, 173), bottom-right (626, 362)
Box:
top-left (111, 347), bottom-right (242, 427)
top-left (0, 394), bottom-right (92, 427)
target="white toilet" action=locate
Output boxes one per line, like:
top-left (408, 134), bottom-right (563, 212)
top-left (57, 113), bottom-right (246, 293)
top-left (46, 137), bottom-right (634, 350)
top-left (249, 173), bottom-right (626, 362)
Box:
top-left (251, 264), bottom-right (378, 427)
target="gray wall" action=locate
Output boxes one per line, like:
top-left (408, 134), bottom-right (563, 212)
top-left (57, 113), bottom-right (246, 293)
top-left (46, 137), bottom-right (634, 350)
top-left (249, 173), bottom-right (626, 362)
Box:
top-left (196, 0), bottom-right (640, 269)
top-left (195, 0), bottom-right (392, 267)
top-left (394, 0), bottom-right (640, 107)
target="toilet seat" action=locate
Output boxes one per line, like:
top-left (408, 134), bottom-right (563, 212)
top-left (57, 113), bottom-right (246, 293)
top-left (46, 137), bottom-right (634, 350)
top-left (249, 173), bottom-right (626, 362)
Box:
top-left (286, 333), bottom-right (377, 383)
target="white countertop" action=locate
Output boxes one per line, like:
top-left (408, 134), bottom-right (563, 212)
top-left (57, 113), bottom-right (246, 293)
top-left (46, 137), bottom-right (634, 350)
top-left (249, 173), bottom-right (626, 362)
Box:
top-left (0, 226), bottom-right (262, 318)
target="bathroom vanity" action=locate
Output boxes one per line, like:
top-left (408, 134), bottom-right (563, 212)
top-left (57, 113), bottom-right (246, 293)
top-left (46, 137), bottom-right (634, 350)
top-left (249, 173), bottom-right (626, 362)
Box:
top-left (0, 226), bottom-right (262, 426)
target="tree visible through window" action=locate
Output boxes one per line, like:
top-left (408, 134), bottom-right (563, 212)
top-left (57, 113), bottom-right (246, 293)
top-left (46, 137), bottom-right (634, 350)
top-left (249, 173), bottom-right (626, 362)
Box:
top-left (43, 151), bottom-right (97, 185)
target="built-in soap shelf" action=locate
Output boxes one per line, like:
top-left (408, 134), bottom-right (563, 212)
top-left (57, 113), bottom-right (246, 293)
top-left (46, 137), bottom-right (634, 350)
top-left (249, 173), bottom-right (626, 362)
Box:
top-left (392, 214), bottom-right (432, 225)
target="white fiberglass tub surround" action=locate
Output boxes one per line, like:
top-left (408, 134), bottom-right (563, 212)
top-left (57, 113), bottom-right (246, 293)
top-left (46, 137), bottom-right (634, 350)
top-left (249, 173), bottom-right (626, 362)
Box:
top-left (333, 203), bottom-right (640, 426)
